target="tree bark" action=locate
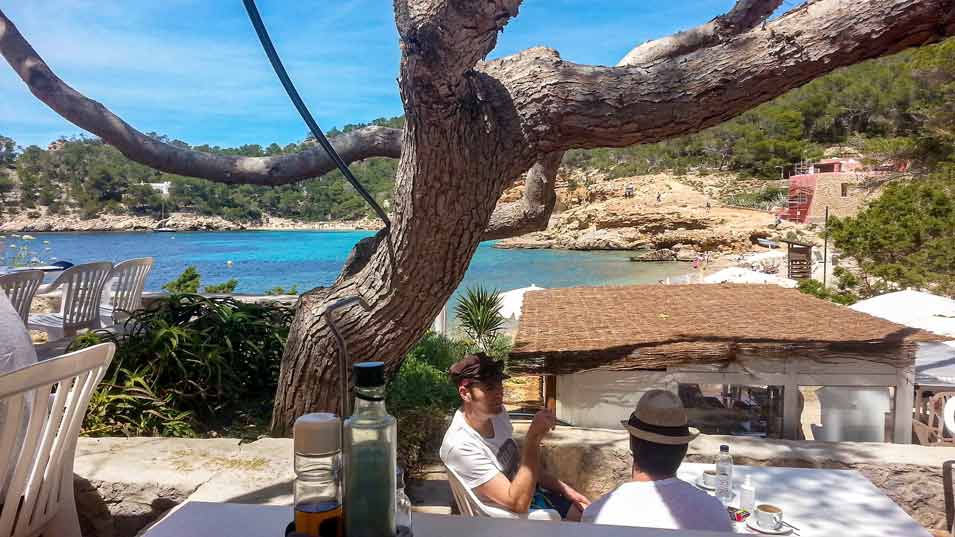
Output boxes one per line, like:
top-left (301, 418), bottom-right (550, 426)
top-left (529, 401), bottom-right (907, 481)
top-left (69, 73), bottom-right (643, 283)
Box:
top-left (4, 1), bottom-right (955, 435)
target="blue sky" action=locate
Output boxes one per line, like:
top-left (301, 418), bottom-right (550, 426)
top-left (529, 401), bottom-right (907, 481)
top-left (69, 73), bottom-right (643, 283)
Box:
top-left (1, 1), bottom-right (747, 149)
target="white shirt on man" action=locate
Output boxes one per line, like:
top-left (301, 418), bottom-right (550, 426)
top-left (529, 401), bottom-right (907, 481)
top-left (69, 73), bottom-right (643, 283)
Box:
top-left (439, 408), bottom-right (520, 508)
top-left (581, 477), bottom-right (734, 532)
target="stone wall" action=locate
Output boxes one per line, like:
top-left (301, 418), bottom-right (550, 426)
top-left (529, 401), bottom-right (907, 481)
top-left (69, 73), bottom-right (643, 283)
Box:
top-left (72, 433), bottom-right (954, 536)
top-left (806, 174), bottom-right (883, 223)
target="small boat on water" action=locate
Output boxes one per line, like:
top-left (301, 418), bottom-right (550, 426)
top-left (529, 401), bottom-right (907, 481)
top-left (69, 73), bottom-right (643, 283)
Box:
top-left (756, 238), bottom-right (779, 248)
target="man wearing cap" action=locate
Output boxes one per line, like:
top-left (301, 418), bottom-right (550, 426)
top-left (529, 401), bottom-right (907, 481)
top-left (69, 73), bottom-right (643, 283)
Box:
top-left (440, 353), bottom-right (590, 520)
top-left (581, 390), bottom-right (733, 531)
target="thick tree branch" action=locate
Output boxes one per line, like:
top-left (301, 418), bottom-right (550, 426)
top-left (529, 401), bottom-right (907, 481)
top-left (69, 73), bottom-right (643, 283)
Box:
top-left (0, 9), bottom-right (402, 186)
top-left (483, 0), bottom-right (955, 153)
top-left (617, 0), bottom-right (783, 66)
top-left (395, 0), bottom-right (520, 78)
top-left (483, 152), bottom-right (561, 241)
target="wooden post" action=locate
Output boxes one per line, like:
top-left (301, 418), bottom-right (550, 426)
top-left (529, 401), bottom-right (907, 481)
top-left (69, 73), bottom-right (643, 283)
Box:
top-left (544, 375), bottom-right (557, 413)
top-left (894, 366), bottom-right (914, 444)
top-left (783, 370), bottom-right (800, 440)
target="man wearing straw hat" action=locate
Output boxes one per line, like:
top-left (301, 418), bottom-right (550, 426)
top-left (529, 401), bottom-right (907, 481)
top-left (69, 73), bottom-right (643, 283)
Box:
top-left (581, 390), bottom-right (733, 531)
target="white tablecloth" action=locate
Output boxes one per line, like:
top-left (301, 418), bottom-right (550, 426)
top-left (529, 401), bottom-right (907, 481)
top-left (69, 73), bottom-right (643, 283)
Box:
top-left (676, 462), bottom-right (929, 536)
top-left (142, 463), bottom-right (929, 537)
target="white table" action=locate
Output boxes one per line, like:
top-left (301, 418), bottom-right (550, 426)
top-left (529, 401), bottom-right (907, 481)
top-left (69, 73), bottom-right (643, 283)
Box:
top-left (142, 501), bottom-right (720, 537)
top-left (676, 462), bottom-right (930, 536)
top-left (142, 464), bottom-right (929, 537)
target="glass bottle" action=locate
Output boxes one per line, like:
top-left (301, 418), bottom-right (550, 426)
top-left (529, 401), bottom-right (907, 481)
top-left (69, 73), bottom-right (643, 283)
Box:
top-left (344, 362), bottom-right (397, 537)
top-left (396, 467), bottom-right (413, 537)
top-left (715, 444), bottom-right (734, 504)
top-left (293, 413), bottom-right (343, 537)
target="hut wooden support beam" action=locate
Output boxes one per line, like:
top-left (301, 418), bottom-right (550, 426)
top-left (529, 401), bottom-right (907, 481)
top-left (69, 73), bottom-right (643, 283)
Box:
top-left (544, 375), bottom-right (557, 413)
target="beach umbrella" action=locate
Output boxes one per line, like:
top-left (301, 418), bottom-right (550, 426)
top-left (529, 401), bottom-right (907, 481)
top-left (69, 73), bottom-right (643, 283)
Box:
top-left (850, 290), bottom-right (955, 339)
top-left (498, 284), bottom-right (545, 320)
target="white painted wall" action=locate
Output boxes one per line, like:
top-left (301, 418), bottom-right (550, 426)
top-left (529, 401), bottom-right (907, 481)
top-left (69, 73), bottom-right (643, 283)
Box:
top-left (556, 370), bottom-right (670, 429)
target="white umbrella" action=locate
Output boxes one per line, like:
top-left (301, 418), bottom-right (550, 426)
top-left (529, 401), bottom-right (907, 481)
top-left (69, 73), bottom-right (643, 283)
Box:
top-left (702, 267), bottom-right (798, 288)
top-left (498, 284), bottom-right (545, 320)
top-left (850, 290), bottom-right (955, 338)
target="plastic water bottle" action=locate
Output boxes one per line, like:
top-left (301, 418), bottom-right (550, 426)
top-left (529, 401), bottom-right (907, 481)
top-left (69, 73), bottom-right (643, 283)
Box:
top-left (740, 475), bottom-right (756, 511)
top-left (715, 444), bottom-right (734, 503)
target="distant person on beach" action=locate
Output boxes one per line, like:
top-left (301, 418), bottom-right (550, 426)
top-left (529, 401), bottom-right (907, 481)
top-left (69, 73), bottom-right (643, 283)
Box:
top-left (656, 192), bottom-right (662, 203)
top-left (582, 390), bottom-right (732, 532)
top-left (440, 353), bottom-right (590, 520)
top-left (625, 184), bottom-right (634, 198)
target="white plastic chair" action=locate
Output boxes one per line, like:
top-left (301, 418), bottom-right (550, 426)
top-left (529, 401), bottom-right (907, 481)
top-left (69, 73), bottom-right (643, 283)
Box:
top-left (914, 391), bottom-right (955, 446)
top-left (28, 262), bottom-right (113, 342)
top-left (99, 257), bottom-right (153, 328)
top-left (0, 270), bottom-right (44, 325)
top-left (444, 465), bottom-right (560, 521)
top-left (0, 342), bottom-right (115, 537)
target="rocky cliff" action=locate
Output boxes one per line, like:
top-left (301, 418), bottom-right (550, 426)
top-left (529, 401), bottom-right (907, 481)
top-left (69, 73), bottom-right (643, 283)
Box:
top-left (496, 173), bottom-right (776, 253)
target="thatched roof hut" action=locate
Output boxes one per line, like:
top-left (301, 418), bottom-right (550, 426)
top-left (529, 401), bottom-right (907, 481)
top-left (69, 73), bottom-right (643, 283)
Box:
top-left (509, 284), bottom-right (938, 443)
top-left (511, 284), bottom-right (930, 374)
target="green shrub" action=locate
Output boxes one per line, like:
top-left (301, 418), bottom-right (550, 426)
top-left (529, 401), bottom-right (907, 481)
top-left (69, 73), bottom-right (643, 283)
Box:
top-left (163, 266), bottom-right (201, 294)
top-left (204, 278), bottom-right (238, 294)
top-left (266, 285), bottom-right (298, 295)
top-left (70, 294), bottom-right (293, 437)
top-left (454, 285), bottom-right (505, 352)
top-left (387, 332), bottom-right (468, 472)
top-left (797, 278), bottom-right (859, 305)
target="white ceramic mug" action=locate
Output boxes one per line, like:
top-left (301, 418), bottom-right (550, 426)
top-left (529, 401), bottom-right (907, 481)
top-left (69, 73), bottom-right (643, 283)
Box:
top-left (701, 469), bottom-right (717, 488)
top-left (755, 504), bottom-right (783, 530)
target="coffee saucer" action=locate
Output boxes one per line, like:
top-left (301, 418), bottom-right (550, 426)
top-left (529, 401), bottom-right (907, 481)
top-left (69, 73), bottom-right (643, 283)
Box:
top-left (745, 518), bottom-right (792, 535)
top-left (694, 476), bottom-right (716, 490)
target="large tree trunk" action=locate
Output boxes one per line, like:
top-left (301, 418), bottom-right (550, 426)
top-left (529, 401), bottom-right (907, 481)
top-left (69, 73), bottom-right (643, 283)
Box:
top-left (271, 66), bottom-right (531, 433)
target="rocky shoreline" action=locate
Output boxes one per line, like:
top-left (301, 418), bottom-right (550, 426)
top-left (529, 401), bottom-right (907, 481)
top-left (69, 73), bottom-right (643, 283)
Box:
top-left (0, 211), bottom-right (383, 233)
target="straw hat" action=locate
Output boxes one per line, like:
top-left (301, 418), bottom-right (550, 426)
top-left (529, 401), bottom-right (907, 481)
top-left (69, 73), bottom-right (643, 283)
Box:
top-left (621, 390), bottom-right (699, 445)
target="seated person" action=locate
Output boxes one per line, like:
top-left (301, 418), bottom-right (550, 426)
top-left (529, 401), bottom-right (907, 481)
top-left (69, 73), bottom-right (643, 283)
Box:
top-left (0, 292), bottom-right (38, 497)
top-left (582, 390), bottom-right (733, 532)
top-left (439, 353), bottom-right (590, 520)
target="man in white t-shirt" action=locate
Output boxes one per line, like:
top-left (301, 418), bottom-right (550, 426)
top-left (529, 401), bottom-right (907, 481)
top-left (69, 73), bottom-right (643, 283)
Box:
top-left (440, 353), bottom-right (590, 520)
top-left (581, 389), bottom-right (733, 532)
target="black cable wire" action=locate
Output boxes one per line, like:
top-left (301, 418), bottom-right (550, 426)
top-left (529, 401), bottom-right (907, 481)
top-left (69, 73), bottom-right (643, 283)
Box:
top-left (241, 0), bottom-right (391, 231)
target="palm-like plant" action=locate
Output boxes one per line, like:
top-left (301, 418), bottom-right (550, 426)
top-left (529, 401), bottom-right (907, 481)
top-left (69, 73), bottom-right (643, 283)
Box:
top-left (454, 285), bottom-right (505, 352)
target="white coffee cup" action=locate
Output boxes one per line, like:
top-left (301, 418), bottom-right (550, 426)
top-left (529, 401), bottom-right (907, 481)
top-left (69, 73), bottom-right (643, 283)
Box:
top-left (755, 504), bottom-right (783, 530)
top-left (701, 469), bottom-right (717, 488)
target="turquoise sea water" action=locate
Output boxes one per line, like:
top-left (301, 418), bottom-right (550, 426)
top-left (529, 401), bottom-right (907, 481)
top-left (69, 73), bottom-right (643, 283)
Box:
top-left (14, 231), bottom-right (688, 298)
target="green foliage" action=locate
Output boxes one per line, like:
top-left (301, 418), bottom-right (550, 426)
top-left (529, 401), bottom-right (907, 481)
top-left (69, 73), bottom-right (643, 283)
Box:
top-left (266, 285), bottom-right (298, 295)
top-left (162, 266), bottom-right (201, 294)
top-left (828, 174), bottom-right (955, 296)
top-left (796, 278), bottom-right (859, 306)
top-left (454, 286), bottom-right (505, 352)
top-left (0, 135), bottom-right (16, 165)
top-left (204, 278), bottom-right (239, 294)
top-left (724, 186), bottom-right (788, 210)
top-left (5, 117), bottom-right (403, 223)
top-left (387, 331), bottom-right (467, 472)
top-left (69, 294), bottom-right (293, 437)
